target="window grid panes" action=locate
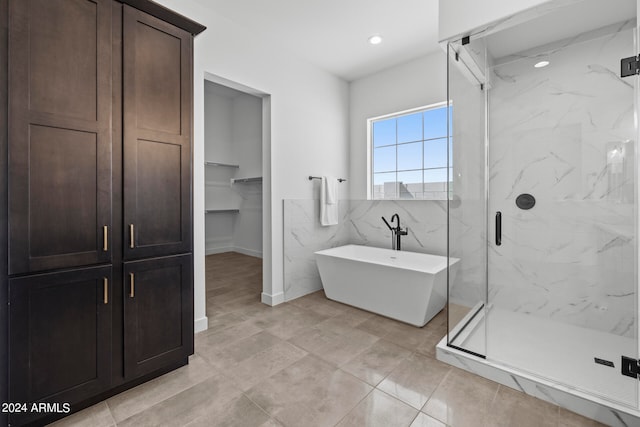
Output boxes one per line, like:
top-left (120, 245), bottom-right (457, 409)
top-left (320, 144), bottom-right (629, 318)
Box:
top-left (371, 104), bottom-right (450, 200)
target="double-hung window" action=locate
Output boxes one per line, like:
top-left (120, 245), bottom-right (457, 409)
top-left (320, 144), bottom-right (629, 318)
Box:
top-left (369, 103), bottom-right (451, 200)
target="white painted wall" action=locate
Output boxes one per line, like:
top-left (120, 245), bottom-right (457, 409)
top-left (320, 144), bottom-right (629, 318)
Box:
top-left (154, 0), bottom-right (350, 330)
top-left (230, 94), bottom-right (263, 257)
top-left (204, 90), bottom-right (233, 163)
top-left (204, 87), bottom-right (262, 257)
top-left (232, 95), bottom-right (262, 178)
top-left (204, 88), bottom-right (238, 254)
top-left (348, 53), bottom-right (447, 199)
top-left (439, 0), bottom-right (554, 41)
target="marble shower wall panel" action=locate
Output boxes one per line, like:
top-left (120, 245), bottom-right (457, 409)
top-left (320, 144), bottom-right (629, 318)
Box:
top-left (283, 200), bottom-right (350, 301)
top-left (488, 22), bottom-right (637, 337)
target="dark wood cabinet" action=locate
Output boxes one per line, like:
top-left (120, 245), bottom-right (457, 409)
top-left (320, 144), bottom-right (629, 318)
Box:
top-left (123, 254), bottom-right (193, 378)
top-left (2, 1), bottom-right (204, 425)
top-left (9, 265), bottom-right (112, 426)
top-left (8, 0), bottom-right (113, 275)
top-left (123, 5), bottom-right (193, 260)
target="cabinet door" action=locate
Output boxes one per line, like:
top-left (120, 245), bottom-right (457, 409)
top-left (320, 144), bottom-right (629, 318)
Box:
top-left (123, 6), bottom-right (192, 260)
top-left (9, 266), bottom-right (112, 426)
top-left (8, 0), bottom-right (113, 274)
top-left (123, 254), bottom-right (193, 379)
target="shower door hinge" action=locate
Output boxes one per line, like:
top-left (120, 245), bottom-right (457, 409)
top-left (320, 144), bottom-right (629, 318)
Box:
top-left (621, 356), bottom-right (639, 378)
top-left (621, 55), bottom-right (640, 78)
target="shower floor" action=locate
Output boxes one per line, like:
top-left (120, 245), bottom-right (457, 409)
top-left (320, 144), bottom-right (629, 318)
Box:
top-left (458, 307), bottom-right (638, 407)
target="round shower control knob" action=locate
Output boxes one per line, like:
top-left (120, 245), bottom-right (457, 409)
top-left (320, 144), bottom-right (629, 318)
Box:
top-left (515, 193), bottom-right (536, 210)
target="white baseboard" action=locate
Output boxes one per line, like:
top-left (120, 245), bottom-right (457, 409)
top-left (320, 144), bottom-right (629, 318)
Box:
top-left (194, 316), bottom-right (208, 334)
top-left (205, 246), bottom-right (262, 258)
top-left (233, 246), bottom-right (263, 258)
top-left (205, 246), bottom-right (235, 256)
top-left (261, 291), bottom-right (284, 306)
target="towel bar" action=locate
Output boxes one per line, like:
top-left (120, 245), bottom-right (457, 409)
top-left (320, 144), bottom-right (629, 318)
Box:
top-left (308, 176), bottom-right (347, 182)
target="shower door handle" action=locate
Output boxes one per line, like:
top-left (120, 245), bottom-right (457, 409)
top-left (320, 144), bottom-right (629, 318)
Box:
top-left (495, 211), bottom-right (502, 246)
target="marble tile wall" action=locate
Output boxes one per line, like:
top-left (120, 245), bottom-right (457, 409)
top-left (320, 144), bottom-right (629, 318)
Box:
top-left (283, 200), bottom-right (448, 301)
top-left (283, 200), bottom-right (350, 301)
top-left (346, 200), bottom-right (447, 255)
top-left (486, 21), bottom-right (637, 337)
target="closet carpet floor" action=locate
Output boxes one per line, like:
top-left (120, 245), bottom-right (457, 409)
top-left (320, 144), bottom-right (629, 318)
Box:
top-left (50, 252), bottom-right (604, 427)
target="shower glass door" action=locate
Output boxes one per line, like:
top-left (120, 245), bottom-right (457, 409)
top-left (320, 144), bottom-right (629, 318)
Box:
top-left (447, 36), bottom-right (488, 357)
top-left (485, 0), bottom-right (639, 407)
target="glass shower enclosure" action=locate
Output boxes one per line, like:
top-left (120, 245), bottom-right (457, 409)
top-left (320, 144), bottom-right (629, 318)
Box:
top-left (447, 0), bottom-right (639, 408)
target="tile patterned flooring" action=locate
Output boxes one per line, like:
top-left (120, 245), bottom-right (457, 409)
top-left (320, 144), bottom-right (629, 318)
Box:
top-left (50, 252), bottom-right (606, 427)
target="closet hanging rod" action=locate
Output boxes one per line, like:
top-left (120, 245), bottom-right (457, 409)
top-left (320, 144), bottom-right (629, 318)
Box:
top-left (308, 176), bottom-right (347, 183)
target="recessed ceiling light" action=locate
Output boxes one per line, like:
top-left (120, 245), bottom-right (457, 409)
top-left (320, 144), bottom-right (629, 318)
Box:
top-left (534, 60), bottom-right (550, 68)
top-left (368, 35), bottom-right (382, 45)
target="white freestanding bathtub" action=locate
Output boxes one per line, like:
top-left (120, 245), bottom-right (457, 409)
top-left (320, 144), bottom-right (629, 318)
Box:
top-left (315, 245), bottom-right (458, 327)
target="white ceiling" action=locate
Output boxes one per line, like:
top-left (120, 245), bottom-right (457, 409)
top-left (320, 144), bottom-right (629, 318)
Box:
top-left (201, 0), bottom-right (442, 81)
top-left (486, 0), bottom-right (636, 59)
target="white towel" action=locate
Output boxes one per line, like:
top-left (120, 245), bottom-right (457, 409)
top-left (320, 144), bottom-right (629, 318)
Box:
top-left (320, 176), bottom-right (338, 226)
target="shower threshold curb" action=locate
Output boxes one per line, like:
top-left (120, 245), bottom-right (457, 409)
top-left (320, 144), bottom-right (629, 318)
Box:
top-left (437, 336), bottom-right (640, 427)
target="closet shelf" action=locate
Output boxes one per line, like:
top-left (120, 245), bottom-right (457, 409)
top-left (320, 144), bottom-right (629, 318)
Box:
top-left (205, 161), bottom-right (239, 168)
top-left (205, 209), bottom-right (240, 214)
top-left (231, 177), bottom-right (262, 184)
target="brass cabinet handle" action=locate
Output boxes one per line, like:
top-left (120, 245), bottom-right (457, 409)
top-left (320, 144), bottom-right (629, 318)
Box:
top-left (103, 277), bottom-right (109, 305)
top-left (103, 225), bottom-right (108, 252)
top-left (129, 224), bottom-right (135, 249)
top-left (129, 272), bottom-right (135, 298)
